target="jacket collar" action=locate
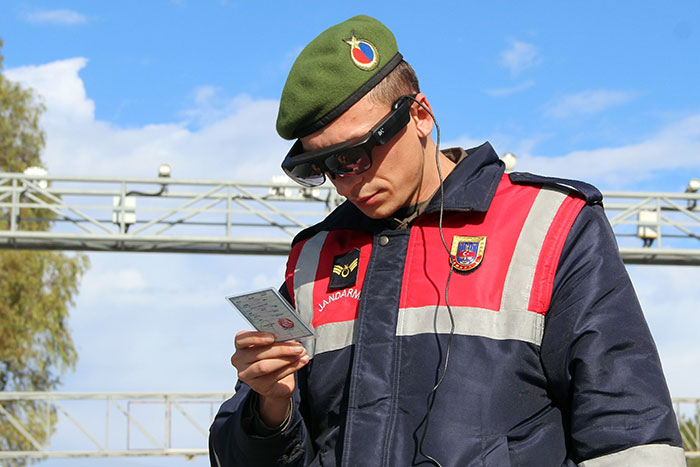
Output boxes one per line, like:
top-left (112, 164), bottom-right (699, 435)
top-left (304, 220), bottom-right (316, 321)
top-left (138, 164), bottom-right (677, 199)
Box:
top-left (423, 141), bottom-right (504, 214)
top-left (296, 141), bottom-right (505, 241)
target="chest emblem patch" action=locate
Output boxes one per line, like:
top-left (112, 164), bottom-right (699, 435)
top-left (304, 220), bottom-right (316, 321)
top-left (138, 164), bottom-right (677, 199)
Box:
top-left (450, 236), bottom-right (486, 272)
top-left (329, 248), bottom-right (360, 289)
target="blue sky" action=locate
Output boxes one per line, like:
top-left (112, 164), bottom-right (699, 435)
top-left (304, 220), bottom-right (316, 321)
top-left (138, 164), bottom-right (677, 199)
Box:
top-left (1, 1), bottom-right (700, 465)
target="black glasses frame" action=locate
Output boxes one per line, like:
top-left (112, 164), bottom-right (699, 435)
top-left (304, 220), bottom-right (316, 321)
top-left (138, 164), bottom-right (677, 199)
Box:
top-left (281, 94), bottom-right (416, 187)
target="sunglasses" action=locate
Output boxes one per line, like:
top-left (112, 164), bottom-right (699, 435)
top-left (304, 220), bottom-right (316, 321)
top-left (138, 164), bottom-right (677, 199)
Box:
top-left (281, 94), bottom-right (415, 187)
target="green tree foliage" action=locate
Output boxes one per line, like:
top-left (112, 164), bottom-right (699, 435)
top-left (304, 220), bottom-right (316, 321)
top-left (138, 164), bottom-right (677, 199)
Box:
top-left (0, 40), bottom-right (45, 174)
top-left (682, 412), bottom-right (700, 466)
top-left (0, 38), bottom-right (89, 464)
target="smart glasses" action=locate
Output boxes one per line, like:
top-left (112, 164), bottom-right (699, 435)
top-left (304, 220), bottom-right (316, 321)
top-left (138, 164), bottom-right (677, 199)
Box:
top-left (281, 95), bottom-right (415, 187)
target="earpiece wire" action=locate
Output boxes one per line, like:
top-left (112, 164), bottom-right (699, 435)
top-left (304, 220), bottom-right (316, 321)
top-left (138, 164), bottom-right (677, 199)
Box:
top-left (406, 95), bottom-right (455, 467)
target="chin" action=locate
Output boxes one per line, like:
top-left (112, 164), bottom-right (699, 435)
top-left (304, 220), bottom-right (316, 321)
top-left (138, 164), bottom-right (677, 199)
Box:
top-left (363, 211), bottom-right (386, 220)
top-left (357, 204), bottom-right (395, 220)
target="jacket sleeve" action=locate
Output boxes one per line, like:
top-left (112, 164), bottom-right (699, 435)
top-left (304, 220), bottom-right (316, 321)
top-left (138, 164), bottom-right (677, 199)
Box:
top-left (208, 381), bottom-right (309, 466)
top-left (540, 204), bottom-right (685, 466)
top-left (208, 285), bottom-right (312, 467)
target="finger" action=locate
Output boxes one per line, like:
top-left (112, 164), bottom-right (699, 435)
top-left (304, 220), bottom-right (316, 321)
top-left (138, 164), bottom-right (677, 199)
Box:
top-left (234, 330), bottom-right (275, 350)
top-left (249, 341), bottom-right (306, 361)
top-left (246, 355), bottom-right (311, 396)
top-left (231, 341), bottom-right (306, 367)
top-left (237, 353), bottom-right (307, 381)
top-left (270, 354), bottom-right (310, 381)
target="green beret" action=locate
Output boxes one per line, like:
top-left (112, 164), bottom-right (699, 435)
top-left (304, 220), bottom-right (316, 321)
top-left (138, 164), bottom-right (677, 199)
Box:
top-left (276, 15), bottom-right (403, 140)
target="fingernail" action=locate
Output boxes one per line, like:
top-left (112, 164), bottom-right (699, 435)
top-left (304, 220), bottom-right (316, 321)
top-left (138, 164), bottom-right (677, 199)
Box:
top-left (263, 333), bottom-right (276, 342)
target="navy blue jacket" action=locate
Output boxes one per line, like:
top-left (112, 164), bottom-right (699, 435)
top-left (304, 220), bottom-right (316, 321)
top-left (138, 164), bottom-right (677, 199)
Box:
top-left (210, 143), bottom-right (683, 466)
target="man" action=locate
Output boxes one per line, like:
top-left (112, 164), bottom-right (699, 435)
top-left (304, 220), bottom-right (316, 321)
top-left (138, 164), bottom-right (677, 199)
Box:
top-left (210, 15), bottom-right (684, 466)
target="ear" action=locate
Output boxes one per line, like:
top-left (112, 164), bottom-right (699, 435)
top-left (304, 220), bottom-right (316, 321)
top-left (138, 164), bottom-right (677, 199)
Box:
top-left (410, 93), bottom-right (435, 138)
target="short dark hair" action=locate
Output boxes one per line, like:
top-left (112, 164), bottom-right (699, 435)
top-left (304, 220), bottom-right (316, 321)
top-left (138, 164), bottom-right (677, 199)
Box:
top-left (366, 60), bottom-right (420, 107)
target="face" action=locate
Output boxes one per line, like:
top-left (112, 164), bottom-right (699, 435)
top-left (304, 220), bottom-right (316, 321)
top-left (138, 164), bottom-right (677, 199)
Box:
top-left (301, 94), bottom-right (433, 219)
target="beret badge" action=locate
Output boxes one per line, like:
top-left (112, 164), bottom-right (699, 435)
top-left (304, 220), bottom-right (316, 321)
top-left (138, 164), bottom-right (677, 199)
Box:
top-left (344, 32), bottom-right (379, 71)
top-left (276, 15), bottom-right (402, 140)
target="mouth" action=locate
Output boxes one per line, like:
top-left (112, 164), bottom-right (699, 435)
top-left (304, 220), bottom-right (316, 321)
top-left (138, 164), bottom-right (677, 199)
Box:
top-left (354, 192), bottom-right (379, 206)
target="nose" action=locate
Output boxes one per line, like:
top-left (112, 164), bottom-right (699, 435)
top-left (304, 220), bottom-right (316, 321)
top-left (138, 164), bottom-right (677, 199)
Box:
top-left (330, 172), bottom-right (363, 199)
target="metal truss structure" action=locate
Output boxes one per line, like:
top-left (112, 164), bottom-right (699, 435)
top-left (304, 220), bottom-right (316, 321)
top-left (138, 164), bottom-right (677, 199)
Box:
top-left (604, 191), bottom-right (700, 265)
top-left (0, 392), bottom-right (230, 461)
top-left (676, 398), bottom-right (700, 459)
top-left (0, 172), bottom-right (343, 255)
top-left (0, 392), bottom-right (696, 460)
top-left (1, 173), bottom-right (700, 461)
top-left (1, 172), bottom-right (699, 264)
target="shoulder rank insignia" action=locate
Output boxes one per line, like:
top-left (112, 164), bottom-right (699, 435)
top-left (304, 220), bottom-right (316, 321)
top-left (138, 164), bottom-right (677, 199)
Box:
top-left (329, 248), bottom-right (360, 289)
top-left (450, 236), bottom-right (486, 272)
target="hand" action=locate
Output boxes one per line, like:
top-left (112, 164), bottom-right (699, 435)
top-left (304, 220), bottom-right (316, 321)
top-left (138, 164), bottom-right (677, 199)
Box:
top-left (231, 330), bottom-right (310, 426)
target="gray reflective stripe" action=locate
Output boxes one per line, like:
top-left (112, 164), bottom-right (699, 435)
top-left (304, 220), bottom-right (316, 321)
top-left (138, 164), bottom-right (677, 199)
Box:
top-left (396, 187), bottom-right (570, 345)
top-left (578, 444), bottom-right (686, 467)
top-left (309, 320), bottom-right (355, 357)
top-left (397, 305), bottom-right (545, 345)
top-left (295, 188), bottom-right (573, 353)
top-left (293, 231), bottom-right (328, 359)
top-left (212, 447), bottom-right (222, 467)
top-left (500, 187), bottom-right (568, 314)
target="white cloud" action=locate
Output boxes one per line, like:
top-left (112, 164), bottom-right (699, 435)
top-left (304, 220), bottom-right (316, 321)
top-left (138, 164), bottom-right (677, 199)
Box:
top-left (484, 80), bottom-right (535, 97)
top-left (3, 58), bottom-right (292, 397)
top-left (516, 113), bottom-right (700, 187)
top-left (442, 135), bottom-right (484, 152)
top-left (81, 267), bottom-right (148, 301)
top-left (6, 58), bottom-right (95, 123)
top-left (628, 266), bottom-right (700, 397)
top-left (65, 252), bottom-right (286, 393)
top-left (500, 40), bottom-right (541, 75)
top-left (183, 85), bottom-right (239, 127)
top-left (443, 134), bottom-right (548, 167)
top-left (442, 127), bottom-right (700, 404)
top-left (23, 8), bottom-right (87, 26)
top-left (5, 58), bottom-right (289, 180)
top-left (544, 89), bottom-right (636, 118)
top-left (4, 56), bottom-right (698, 454)
top-left (251, 263), bottom-right (287, 290)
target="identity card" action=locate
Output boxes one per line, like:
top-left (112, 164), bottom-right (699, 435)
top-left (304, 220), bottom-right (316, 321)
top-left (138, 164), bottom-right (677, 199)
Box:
top-left (226, 288), bottom-right (316, 342)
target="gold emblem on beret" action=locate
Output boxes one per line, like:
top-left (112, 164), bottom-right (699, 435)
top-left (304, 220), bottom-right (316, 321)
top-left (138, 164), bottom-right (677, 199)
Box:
top-left (343, 32), bottom-right (379, 71)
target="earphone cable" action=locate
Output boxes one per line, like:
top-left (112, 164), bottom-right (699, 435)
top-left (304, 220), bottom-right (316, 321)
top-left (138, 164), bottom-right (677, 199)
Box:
top-left (407, 96), bottom-right (455, 467)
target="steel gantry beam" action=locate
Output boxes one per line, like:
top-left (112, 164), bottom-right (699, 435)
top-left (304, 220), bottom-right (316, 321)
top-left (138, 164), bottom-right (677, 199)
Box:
top-left (0, 392), bottom-right (696, 461)
top-left (0, 392), bottom-right (230, 460)
top-left (1, 173), bottom-right (700, 462)
top-left (605, 190), bottom-right (700, 265)
top-left (0, 172), bottom-right (343, 255)
top-left (1, 172), bottom-right (700, 264)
